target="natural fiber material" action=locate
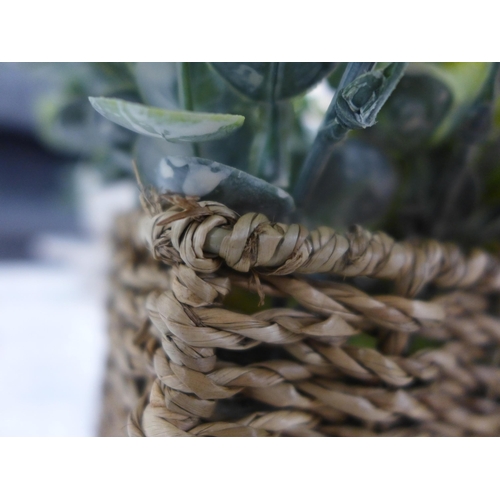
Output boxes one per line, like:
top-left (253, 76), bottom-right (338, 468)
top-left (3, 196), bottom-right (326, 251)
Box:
top-left (99, 197), bottom-right (500, 436)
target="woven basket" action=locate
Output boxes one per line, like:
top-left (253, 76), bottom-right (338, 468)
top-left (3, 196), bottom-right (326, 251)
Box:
top-left (98, 196), bottom-right (500, 437)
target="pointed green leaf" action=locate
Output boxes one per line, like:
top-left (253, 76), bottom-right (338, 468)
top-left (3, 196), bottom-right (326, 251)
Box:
top-left (135, 137), bottom-right (295, 220)
top-left (88, 97), bottom-right (245, 143)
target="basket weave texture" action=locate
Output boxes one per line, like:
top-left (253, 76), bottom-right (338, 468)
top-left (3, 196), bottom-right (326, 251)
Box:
top-left (99, 197), bottom-right (500, 437)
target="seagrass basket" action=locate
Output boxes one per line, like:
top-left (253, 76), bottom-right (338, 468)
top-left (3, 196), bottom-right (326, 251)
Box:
top-left (99, 196), bottom-right (500, 437)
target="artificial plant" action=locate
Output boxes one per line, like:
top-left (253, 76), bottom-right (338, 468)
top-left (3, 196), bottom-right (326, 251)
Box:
top-left (35, 62), bottom-right (500, 247)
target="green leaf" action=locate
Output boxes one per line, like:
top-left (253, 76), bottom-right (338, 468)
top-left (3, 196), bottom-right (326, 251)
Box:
top-left (131, 63), bottom-right (256, 171)
top-left (301, 139), bottom-right (396, 229)
top-left (210, 63), bottom-right (338, 102)
top-left (88, 97), bottom-right (245, 143)
top-left (135, 138), bottom-right (295, 221)
top-left (346, 332), bottom-right (378, 349)
top-left (37, 93), bottom-right (135, 157)
top-left (333, 62), bottom-right (408, 131)
top-left (369, 70), bottom-right (454, 152)
top-left (420, 62), bottom-right (490, 142)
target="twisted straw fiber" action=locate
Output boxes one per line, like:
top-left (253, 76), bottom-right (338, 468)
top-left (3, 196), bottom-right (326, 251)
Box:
top-left (99, 197), bottom-right (500, 436)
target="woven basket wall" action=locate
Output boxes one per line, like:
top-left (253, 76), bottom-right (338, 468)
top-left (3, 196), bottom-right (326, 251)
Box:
top-left (99, 197), bottom-right (500, 437)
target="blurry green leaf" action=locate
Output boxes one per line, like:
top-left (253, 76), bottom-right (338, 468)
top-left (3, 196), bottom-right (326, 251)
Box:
top-left (210, 63), bottom-right (338, 102)
top-left (433, 62), bottom-right (490, 106)
top-left (192, 63), bottom-right (248, 111)
top-left (90, 63), bottom-right (136, 89)
top-left (421, 62), bottom-right (491, 141)
top-left (371, 71), bottom-right (453, 152)
top-left (135, 138), bottom-right (295, 220)
top-left (408, 336), bottom-right (444, 354)
top-left (223, 287), bottom-right (272, 314)
top-left (37, 94), bottom-right (135, 157)
top-left (301, 139), bottom-right (397, 229)
top-left (133, 62), bottom-right (180, 109)
top-left (452, 62), bottom-right (500, 145)
top-left (346, 332), bottom-right (378, 349)
top-left (32, 64), bottom-right (140, 179)
top-left (88, 97), bottom-right (245, 142)
top-left (52, 63), bottom-right (138, 98)
top-left (326, 62), bottom-right (348, 90)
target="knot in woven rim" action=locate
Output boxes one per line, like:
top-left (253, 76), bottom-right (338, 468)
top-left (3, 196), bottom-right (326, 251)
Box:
top-left (145, 200), bottom-right (238, 273)
top-left (144, 197), bottom-right (500, 297)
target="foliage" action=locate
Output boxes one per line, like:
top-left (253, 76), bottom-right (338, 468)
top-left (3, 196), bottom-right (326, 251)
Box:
top-left (33, 62), bottom-right (500, 246)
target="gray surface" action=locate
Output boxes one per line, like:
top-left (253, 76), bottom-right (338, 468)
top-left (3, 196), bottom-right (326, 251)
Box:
top-left (0, 131), bottom-right (78, 259)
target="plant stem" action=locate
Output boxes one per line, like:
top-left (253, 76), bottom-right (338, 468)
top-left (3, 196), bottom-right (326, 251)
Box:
top-left (293, 62), bottom-right (407, 209)
top-left (293, 62), bottom-right (376, 207)
top-left (255, 100), bottom-right (292, 187)
top-left (177, 62), bottom-right (193, 111)
top-left (176, 62), bottom-right (200, 156)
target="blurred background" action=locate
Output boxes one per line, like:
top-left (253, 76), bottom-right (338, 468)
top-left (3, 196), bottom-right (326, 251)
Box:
top-left (0, 63), bottom-right (137, 435)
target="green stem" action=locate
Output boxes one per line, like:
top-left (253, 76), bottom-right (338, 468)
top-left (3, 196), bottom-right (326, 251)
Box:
top-left (176, 62), bottom-right (200, 156)
top-left (177, 62), bottom-right (193, 111)
top-left (251, 100), bottom-right (293, 188)
top-left (293, 63), bottom-right (376, 207)
top-left (293, 63), bottom-right (407, 209)
top-left (265, 101), bottom-right (281, 183)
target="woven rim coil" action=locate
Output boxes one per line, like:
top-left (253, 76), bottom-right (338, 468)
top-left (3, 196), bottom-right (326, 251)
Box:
top-left (98, 196), bottom-right (500, 437)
